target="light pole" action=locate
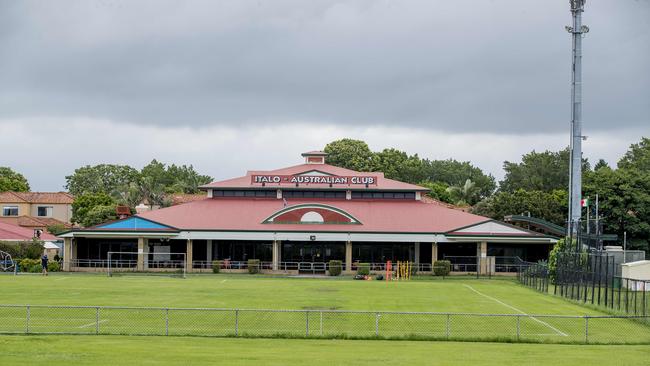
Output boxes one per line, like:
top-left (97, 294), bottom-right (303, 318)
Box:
top-left (566, 0), bottom-right (589, 250)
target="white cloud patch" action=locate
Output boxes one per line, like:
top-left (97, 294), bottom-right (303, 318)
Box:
top-left (1, 118), bottom-right (644, 191)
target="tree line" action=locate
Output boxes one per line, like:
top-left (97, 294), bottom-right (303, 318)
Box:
top-left (324, 138), bottom-right (650, 253)
top-left (1, 138), bottom-right (648, 252)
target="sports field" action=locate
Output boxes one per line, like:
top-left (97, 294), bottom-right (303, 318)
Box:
top-left (0, 274), bottom-right (648, 343)
top-left (0, 274), bottom-right (649, 365)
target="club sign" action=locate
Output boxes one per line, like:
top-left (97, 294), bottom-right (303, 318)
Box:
top-left (251, 174), bottom-right (377, 185)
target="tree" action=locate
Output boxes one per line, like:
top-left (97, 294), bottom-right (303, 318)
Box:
top-left (323, 139), bottom-right (375, 172)
top-left (422, 159), bottom-right (496, 200)
top-left (65, 164), bottom-right (140, 196)
top-left (371, 148), bottom-right (427, 184)
top-left (46, 223), bottom-right (68, 235)
top-left (140, 159), bottom-right (212, 194)
top-left (82, 205), bottom-right (118, 227)
top-left (501, 149), bottom-right (576, 192)
top-left (0, 167), bottom-right (30, 192)
top-left (594, 159), bottom-right (610, 171)
top-left (71, 192), bottom-right (116, 226)
top-left (446, 179), bottom-right (480, 206)
top-left (472, 189), bottom-right (568, 226)
top-left (583, 166), bottom-right (650, 253)
top-left (418, 181), bottom-right (453, 204)
top-left (618, 137), bottom-right (650, 172)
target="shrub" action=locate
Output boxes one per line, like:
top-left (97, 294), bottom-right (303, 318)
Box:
top-left (211, 260), bottom-right (221, 273)
top-left (433, 260), bottom-right (451, 276)
top-left (375, 274), bottom-right (384, 281)
top-left (357, 263), bottom-right (370, 276)
top-left (19, 258), bottom-right (41, 273)
top-left (47, 261), bottom-right (61, 272)
top-left (247, 259), bottom-right (260, 274)
top-left (0, 240), bottom-right (44, 259)
top-left (328, 260), bottom-right (342, 276)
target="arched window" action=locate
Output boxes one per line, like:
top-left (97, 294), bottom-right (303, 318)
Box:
top-left (300, 211), bottom-right (324, 223)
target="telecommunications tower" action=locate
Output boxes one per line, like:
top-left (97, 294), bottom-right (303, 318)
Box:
top-left (566, 0), bottom-right (588, 244)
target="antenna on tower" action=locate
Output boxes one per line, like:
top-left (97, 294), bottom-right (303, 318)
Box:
top-left (566, 0), bottom-right (589, 250)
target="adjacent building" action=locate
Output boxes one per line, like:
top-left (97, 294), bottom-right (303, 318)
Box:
top-left (58, 152), bottom-right (556, 273)
top-left (0, 192), bottom-right (74, 231)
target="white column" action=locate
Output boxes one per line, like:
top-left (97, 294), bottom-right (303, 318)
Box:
top-left (63, 237), bottom-right (72, 271)
top-left (431, 243), bottom-right (438, 264)
top-left (345, 241), bottom-right (352, 272)
top-left (207, 240), bottom-right (213, 262)
top-left (272, 240), bottom-right (279, 271)
top-left (186, 239), bottom-right (193, 273)
top-left (137, 237), bottom-right (145, 271)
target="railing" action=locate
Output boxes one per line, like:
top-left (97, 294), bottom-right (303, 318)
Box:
top-left (0, 304), bottom-right (648, 344)
top-left (67, 258), bottom-right (527, 274)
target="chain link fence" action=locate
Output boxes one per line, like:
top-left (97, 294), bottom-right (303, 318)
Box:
top-left (1, 304), bottom-right (648, 344)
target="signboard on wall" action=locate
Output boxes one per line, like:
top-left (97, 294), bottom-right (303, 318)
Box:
top-left (251, 174), bottom-right (377, 185)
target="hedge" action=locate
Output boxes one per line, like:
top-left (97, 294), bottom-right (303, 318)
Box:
top-left (357, 263), bottom-right (370, 276)
top-left (212, 260), bottom-right (221, 273)
top-left (433, 260), bottom-right (451, 276)
top-left (248, 259), bottom-right (260, 274)
top-left (328, 260), bottom-right (342, 276)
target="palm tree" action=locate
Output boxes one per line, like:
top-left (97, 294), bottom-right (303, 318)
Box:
top-left (446, 179), bottom-right (480, 206)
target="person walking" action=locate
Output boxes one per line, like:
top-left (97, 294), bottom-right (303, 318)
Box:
top-left (41, 254), bottom-right (49, 276)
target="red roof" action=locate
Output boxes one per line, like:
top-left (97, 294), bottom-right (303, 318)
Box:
top-left (137, 197), bottom-right (491, 233)
top-left (0, 191), bottom-right (73, 204)
top-left (201, 163), bottom-right (428, 191)
top-left (0, 221), bottom-right (57, 241)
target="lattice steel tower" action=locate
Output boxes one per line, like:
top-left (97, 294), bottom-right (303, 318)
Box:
top-left (566, 0), bottom-right (589, 242)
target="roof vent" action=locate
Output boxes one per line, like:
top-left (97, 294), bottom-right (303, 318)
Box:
top-left (301, 151), bottom-right (327, 164)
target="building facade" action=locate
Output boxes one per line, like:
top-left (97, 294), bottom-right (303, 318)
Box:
top-left (58, 152), bottom-right (556, 274)
top-left (0, 192), bottom-right (74, 231)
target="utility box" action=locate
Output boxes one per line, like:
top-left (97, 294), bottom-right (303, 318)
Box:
top-left (620, 260), bottom-right (650, 291)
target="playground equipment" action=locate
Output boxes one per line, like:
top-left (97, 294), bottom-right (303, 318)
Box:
top-left (0, 250), bottom-right (15, 272)
top-left (391, 260), bottom-right (411, 281)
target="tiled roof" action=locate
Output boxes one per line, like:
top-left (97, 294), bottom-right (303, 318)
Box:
top-left (137, 198), bottom-right (493, 234)
top-left (16, 216), bottom-right (72, 228)
top-left (0, 221), bottom-right (58, 241)
top-left (0, 192), bottom-right (74, 204)
top-left (200, 163), bottom-right (428, 191)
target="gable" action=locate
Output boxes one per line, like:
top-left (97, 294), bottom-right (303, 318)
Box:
top-left (452, 221), bottom-right (531, 235)
top-left (263, 204), bottom-right (361, 225)
top-left (95, 217), bottom-right (175, 230)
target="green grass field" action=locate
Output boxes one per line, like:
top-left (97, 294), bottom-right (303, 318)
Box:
top-left (0, 273), bottom-right (649, 364)
top-left (2, 335), bottom-right (650, 366)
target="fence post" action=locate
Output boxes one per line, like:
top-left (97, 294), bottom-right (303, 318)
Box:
top-left (516, 315), bottom-right (520, 341)
top-left (165, 308), bottom-right (169, 336)
top-left (446, 314), bottom-right (450, 339)
top-left (26, 305), bottom-right (30, 334)
top-left (95, 307), bottom-right (100, 335)
top-left (305, 311), bottom-right (309, 337)
top-left (375, 313), bottom-right (379, 337)
top-left (320, 311), bottom-right (323, 336)
top-left (584, 316), bottom-right (589, 344)
top-left (235, 309), bottom-right (239, 336)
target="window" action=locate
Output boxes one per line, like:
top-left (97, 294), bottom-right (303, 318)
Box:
top-left (2, 206), bottom-right (19, 216)
top-left (283, 190), bottom-right (345, 199)
top-left (350, 191), bottom-right (416, 200)
top-left (212, 190), bottom-right (276, 198)
top-left (37, 206), bottom-right (53, 217)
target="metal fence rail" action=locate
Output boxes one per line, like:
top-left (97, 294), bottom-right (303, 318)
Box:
top-left (1, 304), bottom-right (648, 344)
top-left (518, 252), bottom-right (649, 317)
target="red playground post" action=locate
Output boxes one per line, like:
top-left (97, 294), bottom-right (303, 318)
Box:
top-left (386, 260), bottom-right (392, 281)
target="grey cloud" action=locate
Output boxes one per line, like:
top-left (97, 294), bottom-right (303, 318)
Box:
top-left (0, 0), bottom-right (648, 133)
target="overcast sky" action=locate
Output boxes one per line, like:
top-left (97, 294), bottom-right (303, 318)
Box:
top-left (1, 0), bottom-right (648, 191)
